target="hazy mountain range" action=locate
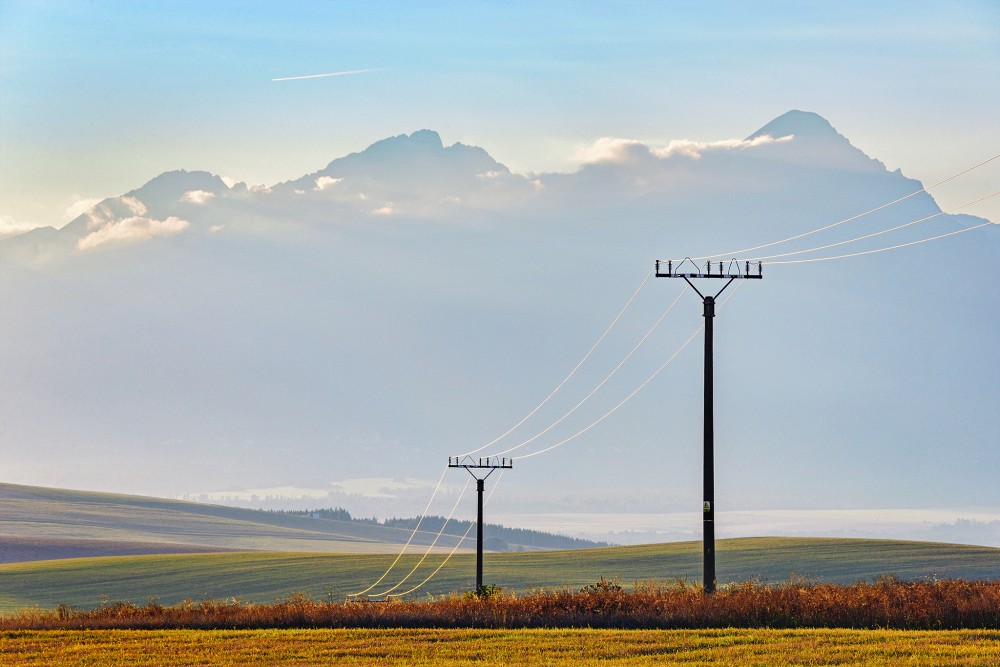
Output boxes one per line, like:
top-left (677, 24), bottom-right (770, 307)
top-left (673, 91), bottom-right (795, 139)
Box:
top-left (2, 111), bottom-right (997, 541)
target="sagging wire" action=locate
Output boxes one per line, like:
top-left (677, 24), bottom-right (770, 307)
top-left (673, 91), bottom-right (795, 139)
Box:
top-left (350, 269), bottom-right (653, 596)
top-left (768, 220), bottom-right (995, 265)
top-left (348, 466), bottom-right (449, 598)
top-left (747, 191), bottom-right (999, 262)
top-left (385, 469), bottom-right (507, 599)
top-left (367, 476), bottom-right (472, 598)
top-left (691, 152), bottom-right (999, 261)
top-left (487, 284), bottom-right (686, 459)
top-left (513, 280), bottom-right (747, 461)
top-left (459, 269), bottom-right (653, 458)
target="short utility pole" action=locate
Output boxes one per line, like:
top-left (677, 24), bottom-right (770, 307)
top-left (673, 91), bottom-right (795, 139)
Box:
top-left (447, 455), bottom-right (513, 593)
top-left (655, 258), bottom-right (762, 594)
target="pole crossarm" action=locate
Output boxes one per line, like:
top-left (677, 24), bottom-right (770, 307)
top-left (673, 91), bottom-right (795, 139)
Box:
top-left (656, 258), bottom-right (763, 280)
top-left (448, 455), bottom-right (514, 474)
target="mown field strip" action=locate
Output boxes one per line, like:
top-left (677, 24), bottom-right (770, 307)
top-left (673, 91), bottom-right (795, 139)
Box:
top-left (3, 628), bottom-right (999, 666)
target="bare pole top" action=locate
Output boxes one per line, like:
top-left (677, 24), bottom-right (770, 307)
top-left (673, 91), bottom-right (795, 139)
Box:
top-left (656, 258), bottom-right (763, 280)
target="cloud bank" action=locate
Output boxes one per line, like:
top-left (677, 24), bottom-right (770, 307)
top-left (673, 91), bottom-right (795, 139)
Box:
top-left (77, 215), bottom-right (190, 251)
top-left (580, 133), bottom-right (794, 164)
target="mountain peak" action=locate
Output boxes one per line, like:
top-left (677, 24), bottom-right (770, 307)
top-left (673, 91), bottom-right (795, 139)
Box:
top-left (290, 129), bottom-right (510, 197)
top-left (363, 130), bottom-right (444, 157)
top-left (747, 110), bottom-right (845, 143)
top-left (128, 170), bottom-right (230, 201)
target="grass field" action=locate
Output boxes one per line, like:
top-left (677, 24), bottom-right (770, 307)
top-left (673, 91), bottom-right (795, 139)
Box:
top-left (2, 538), bottom-right (998, 612)
top-left (3, 628), bottom-right (999, 666)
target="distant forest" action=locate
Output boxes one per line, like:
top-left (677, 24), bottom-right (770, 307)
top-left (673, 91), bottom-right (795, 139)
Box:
top-left (281, 508), bottom-right (608, 551)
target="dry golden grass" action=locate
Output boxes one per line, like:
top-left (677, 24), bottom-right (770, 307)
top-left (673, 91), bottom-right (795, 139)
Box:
top-left (3, 628), bottom-right (999, 666)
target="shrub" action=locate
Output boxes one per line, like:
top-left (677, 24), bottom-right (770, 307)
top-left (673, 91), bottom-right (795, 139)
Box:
top-left (2, 578), bottom-right (998, 631)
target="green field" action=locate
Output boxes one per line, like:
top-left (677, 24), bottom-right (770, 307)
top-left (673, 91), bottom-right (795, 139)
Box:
top-left (2, 537), bottom-right (998, 612)
top-left (3, 483), bottom-right (998, 613)
top-left (3, 628), bottom-right (999, 666)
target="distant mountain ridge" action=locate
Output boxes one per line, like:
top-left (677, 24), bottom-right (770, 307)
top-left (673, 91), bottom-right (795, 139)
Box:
top-left (3, 109), bottom-right (969, 259)
top-left (1, 110), bottom-right (997, 523)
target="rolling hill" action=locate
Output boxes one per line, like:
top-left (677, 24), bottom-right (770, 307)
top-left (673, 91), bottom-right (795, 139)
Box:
top-left (1, 538), bottom-right (998, 613)
top-left (0, 483), bottom-right (468, 561)
top-left (0, 483), bottom-right (596, 563)
top-left (1, 484), bottom-right (998, 613)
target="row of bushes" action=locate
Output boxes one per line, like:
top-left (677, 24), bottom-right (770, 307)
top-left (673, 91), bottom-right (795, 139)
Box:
top-left (5, 577), bottom-right (998, 631)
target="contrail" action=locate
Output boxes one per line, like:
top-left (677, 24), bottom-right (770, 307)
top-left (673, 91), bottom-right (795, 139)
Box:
top-left (271, 68), bottom-right (386, 82)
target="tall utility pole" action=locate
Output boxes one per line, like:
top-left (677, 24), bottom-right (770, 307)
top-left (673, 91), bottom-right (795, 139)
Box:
top-left (447, 455), bottom-right (513, 593)
top-left (655, 258), bottom-right (762, 594)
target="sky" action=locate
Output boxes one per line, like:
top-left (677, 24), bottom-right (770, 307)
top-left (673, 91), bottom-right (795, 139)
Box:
top-left (1, 0), bottom-right (998, 237)
top-left (1, 1), bottom-right (999, 548)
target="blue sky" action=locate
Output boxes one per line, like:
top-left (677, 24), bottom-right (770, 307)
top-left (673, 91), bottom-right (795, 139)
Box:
top-left (1, 0), bottom-right (998, 234)
top-left (2, 2), bottom-right (1000, 547)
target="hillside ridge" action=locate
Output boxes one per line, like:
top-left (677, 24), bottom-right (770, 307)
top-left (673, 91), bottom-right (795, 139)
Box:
top-left (0, 482), bottom-right (601, 563)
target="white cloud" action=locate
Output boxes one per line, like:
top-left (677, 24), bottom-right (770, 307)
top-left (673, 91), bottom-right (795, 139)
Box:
top-left (62, 197), bottom-right (103, 223)
top-left (294, 189), bottom-right (306, 195)
top-left (77, 215), bottom-right (190, 251)
top-left (476, 170), bottom-right (505, 180)
top-left (120, 196), bottom-right (147, 216)
top-left (370, 203), bottom-right (394, 216)
top-left (579, 137), bottom-right (647, 164)
top-left (579, 133), bottom-right (794, 164)
top-left (0, 214), bottom-right (45, 240)
top-left (209, 224), bottom-right (226, 233)
top-left (652, 134), bottom-right (793, 159)
top-left (181, 190), bottom-right (216, 204)
top-left (314, 176), bottom-right (343, 191)
top-left (85, 204), bottom-right (114, 230)
top-left (220, 176), bottom-right (238, 188)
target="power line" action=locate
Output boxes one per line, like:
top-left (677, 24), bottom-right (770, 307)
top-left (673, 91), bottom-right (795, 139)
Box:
top-left (691, 152), bottom-right (1000, 261)
top-left (378, 286), bottom-right (716, 597)
top-left (385, 469), bottom-right (507, 599)
top-left (369, 275), bottom-right (682, 596)
top-left (348, 466), bottom-right (449, 598)
top-left (747, 190), bottom-right (1000, 262)
top-left (487, 285), bottom-right (686, 459)
top-left (371, 286), bottom-right (742, 596)
top-left (459, 269), bottom-right (653, 458)
top-left (368, 477), bottom-right (471, 598)
top-left (768, 220), bottom-right (995, 264)
top-left (514, 281), bottom-right (746, 461)
top-left (352, 269), bottom-right (655, 597)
